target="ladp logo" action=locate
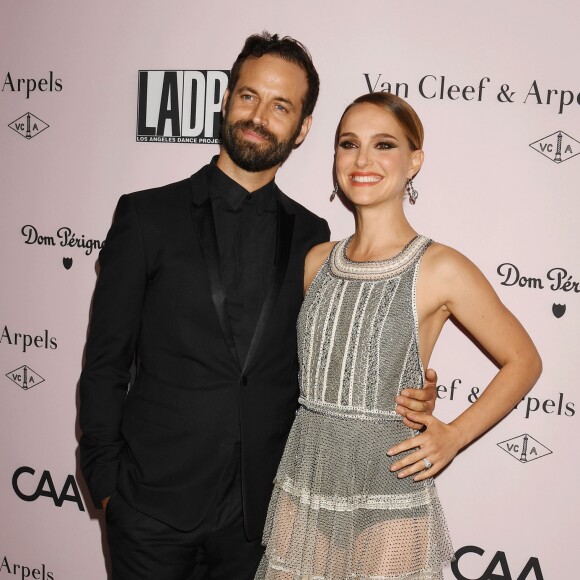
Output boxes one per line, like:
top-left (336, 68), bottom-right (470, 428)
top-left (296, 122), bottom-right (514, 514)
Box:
top-left (8, 112), bottom-right (49, 140)
top-left (452, 545), bottom-right (544, 580)
top-left (12, 466), bottom-right (85, 511)
top-left (137, 70), bottom-right (229, 143)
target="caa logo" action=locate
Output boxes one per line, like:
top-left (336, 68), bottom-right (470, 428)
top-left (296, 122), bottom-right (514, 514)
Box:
top-left (12, 466), bottom-right (85, 511)
top-left (137, 70), bottom-right (229, 143)
top-left (452, 545), bottom-right (544, 580)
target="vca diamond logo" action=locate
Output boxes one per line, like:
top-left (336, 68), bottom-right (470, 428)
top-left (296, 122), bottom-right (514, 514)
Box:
top-left (8, 112), bottom-right (49, 140)
top-left (497, 433), bottom-right (552, 463)
top-left (6, 365), bottom-right (45, 390)
top-left (529, 130), bottom-right (580, 164)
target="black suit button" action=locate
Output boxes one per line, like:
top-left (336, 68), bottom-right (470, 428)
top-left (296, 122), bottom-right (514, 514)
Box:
top-left (241, 376), bottom-right (248, 386)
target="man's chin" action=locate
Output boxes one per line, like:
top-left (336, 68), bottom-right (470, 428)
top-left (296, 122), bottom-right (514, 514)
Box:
top-left (235, 159), bottom-right (279, 173)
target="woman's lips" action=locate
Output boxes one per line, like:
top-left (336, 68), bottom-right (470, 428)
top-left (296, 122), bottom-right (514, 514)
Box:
top-left (349, 173), bottom-right (382, 185)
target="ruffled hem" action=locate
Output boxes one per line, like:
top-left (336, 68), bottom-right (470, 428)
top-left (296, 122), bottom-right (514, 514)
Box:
top-left (257, 555), bottom-right (447, 579)
top-left (275, 475), bottom-right (437, 512)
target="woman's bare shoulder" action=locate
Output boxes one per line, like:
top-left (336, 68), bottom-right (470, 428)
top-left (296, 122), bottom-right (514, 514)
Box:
top-left (304, 241), bottom-right (338, 293)
top-left (422, 241), bottom-right (479, 280)
top-left (307, 241), bottom-right (338, 265)
top-left (421, 241), bottom-right (498, 310)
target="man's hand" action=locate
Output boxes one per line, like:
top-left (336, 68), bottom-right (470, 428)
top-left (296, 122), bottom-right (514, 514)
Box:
top-left (395, 368), bottom-right (438, 430)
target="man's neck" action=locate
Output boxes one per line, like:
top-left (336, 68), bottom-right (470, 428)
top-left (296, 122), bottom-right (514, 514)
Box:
top-left (216, 151), bottom-right (278, 192)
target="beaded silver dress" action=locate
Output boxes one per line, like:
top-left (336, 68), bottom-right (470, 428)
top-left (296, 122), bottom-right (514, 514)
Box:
top-left (256, 235), bottom-right (454, 580)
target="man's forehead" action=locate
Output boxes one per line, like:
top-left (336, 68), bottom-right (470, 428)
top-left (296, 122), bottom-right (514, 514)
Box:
top-left (236, 54), bottom-right (306, 84)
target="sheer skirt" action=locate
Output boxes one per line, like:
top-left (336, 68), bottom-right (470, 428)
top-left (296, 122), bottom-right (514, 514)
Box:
top-left (256, 407), bottom-right (454, 580)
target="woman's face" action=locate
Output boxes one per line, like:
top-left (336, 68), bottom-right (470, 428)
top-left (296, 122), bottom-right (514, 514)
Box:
top-left (335, 103), bottom-right (423, 208)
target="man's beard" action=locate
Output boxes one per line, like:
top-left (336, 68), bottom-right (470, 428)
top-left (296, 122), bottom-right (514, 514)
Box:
top-left (221, 114), bottom-right (301, 173)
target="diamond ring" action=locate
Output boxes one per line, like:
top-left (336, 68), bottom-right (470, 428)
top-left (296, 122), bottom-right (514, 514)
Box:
top-left (422, 458), bottom-right (433, 469)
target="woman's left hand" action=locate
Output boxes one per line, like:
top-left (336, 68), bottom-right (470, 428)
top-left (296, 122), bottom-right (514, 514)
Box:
top-left (387, 412), bottom-right (463, 481)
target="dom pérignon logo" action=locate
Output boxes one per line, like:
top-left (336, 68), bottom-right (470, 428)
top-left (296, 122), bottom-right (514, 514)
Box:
top-left (8, 112), bottom-right (49, 140)
top-left (497, 433), bottom-right (552, 463)
top-left (529, 130), bottom-right (579, 164)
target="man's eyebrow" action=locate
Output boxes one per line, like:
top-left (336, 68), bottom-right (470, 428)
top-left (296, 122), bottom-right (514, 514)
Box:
top-left (236, 85), bottom-right (296, 110)
top-left (236, 85), bottom-right (257, 95)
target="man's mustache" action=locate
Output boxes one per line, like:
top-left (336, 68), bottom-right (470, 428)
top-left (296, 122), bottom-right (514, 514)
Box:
top-left (233, 120), bottom-right (275, 142)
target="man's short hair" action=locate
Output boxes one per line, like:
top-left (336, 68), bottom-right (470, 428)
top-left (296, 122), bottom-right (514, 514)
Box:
top-left (228, 32), bottom-right (320, 122)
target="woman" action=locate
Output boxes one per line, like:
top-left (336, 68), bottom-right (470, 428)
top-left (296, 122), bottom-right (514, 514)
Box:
top-left (256, 92), bottom-right (542, 579)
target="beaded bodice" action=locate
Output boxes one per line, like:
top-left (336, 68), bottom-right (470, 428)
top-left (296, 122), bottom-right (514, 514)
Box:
top-left (297, 235), bottom-right (432, 421)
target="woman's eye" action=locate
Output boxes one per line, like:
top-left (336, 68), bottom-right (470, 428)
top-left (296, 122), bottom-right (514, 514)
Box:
top-left (376, 141), bottom-right (396, 150)
top-left (338, 140), bottom-right (357, 149)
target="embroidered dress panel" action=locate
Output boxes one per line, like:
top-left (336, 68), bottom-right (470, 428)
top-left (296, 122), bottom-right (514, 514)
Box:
top-left (256, 236), bottom-right (454, 580)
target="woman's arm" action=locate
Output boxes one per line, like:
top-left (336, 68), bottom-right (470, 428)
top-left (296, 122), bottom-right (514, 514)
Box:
top-left (388, 246), bottom-right (542, 481)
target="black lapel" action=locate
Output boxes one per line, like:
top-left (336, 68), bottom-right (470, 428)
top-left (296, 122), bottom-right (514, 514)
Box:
top-left (191, 194), bottom-right (241, 371)
top-left (242, 198), bottom-right (295, 374)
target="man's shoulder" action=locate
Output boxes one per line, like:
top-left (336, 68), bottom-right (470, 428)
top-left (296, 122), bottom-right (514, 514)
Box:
top-left (277, 189), bottom-right (325, 225)
top-left (124, 165), bottom-right (208, 207)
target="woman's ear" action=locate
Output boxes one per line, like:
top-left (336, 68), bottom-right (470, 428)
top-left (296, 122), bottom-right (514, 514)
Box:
top-left (408, 149), bottom-right (424, 178)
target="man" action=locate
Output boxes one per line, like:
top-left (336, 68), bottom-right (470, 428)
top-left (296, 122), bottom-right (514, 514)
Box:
top-left (80, 33), bottom-right (437, 579)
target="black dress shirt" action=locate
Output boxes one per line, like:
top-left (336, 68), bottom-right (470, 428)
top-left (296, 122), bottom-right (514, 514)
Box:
top-left (207, 159), bottom-right (277, 369)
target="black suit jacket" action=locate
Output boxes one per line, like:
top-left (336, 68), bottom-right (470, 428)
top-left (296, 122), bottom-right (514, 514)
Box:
top-left (79, 164), bottom-right (330, 538)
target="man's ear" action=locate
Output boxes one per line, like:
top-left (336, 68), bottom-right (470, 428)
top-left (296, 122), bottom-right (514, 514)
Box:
top-left (293, 115), bottom-right (312, 148)
top-left (408, 149), bottom-right (424, 178)
top-left (221, 89), bottom-right (230, 116)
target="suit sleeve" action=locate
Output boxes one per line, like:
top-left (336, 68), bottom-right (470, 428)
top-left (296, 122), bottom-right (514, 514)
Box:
top-left (79, 194), bottom-right (147, 508)
top-left (317, 217), bottom-right (331, 245)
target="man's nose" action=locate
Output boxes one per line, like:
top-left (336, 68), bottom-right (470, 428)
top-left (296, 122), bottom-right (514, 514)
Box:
top-left (251, 102), bottom-right (269, 127)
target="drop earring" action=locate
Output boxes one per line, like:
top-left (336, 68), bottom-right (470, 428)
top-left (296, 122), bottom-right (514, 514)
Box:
top-left (406, 179), bottom-right (418, 204)
top-left (330, 183), bottom-right (338, 202)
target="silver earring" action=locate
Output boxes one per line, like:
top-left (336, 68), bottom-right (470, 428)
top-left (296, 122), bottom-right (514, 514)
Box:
top-left (406, 179), bottom-right (418, 204)
top-left (330, 183), bottom-right (338, 202)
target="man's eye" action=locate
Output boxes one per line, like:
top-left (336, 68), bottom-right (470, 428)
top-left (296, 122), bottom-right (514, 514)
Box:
top-left (275, 104), bottom-right (287, 113)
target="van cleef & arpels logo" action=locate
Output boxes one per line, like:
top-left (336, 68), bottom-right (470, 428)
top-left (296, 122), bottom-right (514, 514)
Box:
top-left (364, 74), bottom-right (579, 115)
top-left (529, 131), bottom-right (580, 164)
top-left (8, 112), bottom-right (49, 140)
top-left (497, 434), bottom-right (552, 463)
top-left (6, 365), bottom-right (45, 390)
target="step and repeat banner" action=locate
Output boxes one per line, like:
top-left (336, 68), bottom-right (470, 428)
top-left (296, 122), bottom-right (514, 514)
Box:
top-left (1, 1), bottom-right (577, 578)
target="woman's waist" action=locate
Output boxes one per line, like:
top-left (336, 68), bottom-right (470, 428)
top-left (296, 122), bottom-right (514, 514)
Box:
top-left (298, 396), bottom-right (401, 423)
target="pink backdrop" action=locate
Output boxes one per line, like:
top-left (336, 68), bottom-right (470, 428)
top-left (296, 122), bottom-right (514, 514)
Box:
top-left (2, 1), bottom-right (578, 578)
